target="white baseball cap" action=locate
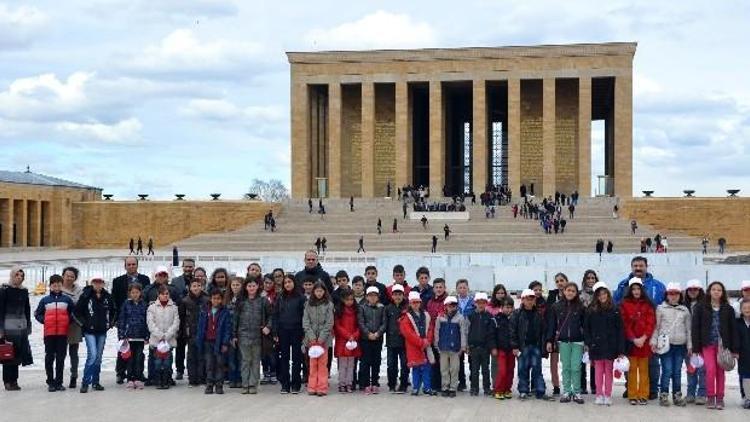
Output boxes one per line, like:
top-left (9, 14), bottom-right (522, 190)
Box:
top-left (392, 284), bottom-right (405, 293)
top-left (592, 281), bottom-right (608, 292)
top-left (628, 277), bottom-right (643, 287)
top-left (741, 280), bottom-right (750, 291)
top-left (473, 292), bottom-right (489, 302)
top-left (408, 291), bottom-right (422, 302)
top-left (155, 265), bottom-right (169, 276)
top-left (443, 296), bottom-right (458, 305)
top-left (90, 273), bottom-right (105, 283)
top-left (366, 286), bottom-right (380, 295)
top-left (666, 282), bottom-right (681, 293)
top-left (685, 279), bottom-right (703, 290)
top-left (520, 289), bottom-right (536, 298)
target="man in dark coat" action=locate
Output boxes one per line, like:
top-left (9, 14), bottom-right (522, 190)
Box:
top-left (293, 250), bottom-right (332, 293)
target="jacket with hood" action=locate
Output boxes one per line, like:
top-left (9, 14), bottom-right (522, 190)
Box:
top-left (620, 297), bottom-right (656, 358)
top-left (75, 286), bottom-right (116, 335)
top-left (333, 304), bottom-right (361, 358)
top-left (117, 298), bottom-right (148, 340)
top-left (400, 309), bottom-right (435, 367)
top-left (584, 307), bottom-right (624, 360)
top-left (34, 291), bottom-right (74, 337)
top-left (358, 301), bottom-right (386, 339)
top-left (302, 300), bottom-right (334, 348)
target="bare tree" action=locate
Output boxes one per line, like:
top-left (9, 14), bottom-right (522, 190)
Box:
top-left (248, 179), bottom-right (289, 202)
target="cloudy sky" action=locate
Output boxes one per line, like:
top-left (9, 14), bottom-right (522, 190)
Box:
top-left (1, 0), bottom-right (748, 199)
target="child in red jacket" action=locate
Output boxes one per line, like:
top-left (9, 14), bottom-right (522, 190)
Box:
top-left (400, 291), bottom-right (436, 396)
top-left (34, 274), bottom-right (75, 392)
top-left (334, 287), bottom-right (361, 393)
top-left (620, 277), bottom-right (656, 405)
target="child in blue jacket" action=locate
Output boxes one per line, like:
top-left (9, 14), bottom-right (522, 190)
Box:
top-left (117, 282), bottom-right (148, 389)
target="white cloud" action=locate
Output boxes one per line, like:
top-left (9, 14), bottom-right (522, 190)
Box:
top-left (56, 118), bottom-right (143, 143)
top-left (84, 0), bottom-right (238, 21)
top-left (305, 10), bottom-right (437, 50)
top-left (0, 4), bottom-right (48, 49)
top-left (181, 98), bottom-right (284, 123)
top-left (0, 72), bottom-right (92, 121)
top-left (120, 29), bottom-right (271, 79)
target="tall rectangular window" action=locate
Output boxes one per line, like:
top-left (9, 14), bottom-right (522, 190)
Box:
top-left (463, 122), bottom-right (472, 193)
top-left (491, 121), bottom-right (503, 186)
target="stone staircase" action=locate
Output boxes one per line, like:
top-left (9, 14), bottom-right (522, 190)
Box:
top-left (175, 197), bottom-right (702, 253)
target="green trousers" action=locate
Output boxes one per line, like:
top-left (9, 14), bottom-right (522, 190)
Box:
top-left (558, 341), bottom-right (584, 395)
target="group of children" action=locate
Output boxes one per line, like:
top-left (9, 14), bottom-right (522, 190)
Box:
top-left (7, 257), bottom-right (750, 412)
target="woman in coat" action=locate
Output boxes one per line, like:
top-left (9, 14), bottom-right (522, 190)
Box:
top-left (691, 281), bottom-right (739, 410)
top-left (75, 275), bottom-right (115, 393)
top-left (0, 267), bottom-right (33, 390)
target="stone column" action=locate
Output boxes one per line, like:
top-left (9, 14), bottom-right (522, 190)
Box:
top-left (614, 70), bottom-right (633, 198)
top-left (28, 200), bottom-right (40, 247)
top-left (508, 78), bottom-right (521, 197)
top-left (472, 79), bottom-right (487, 194)
top-left (0, 198), bottom-right (12, 247)
top-left (328, 82), bottom-right (342, 198)
top-left (395, 81), bottom-right (411, 190)
top-left (429, 80), bottom-right (445, 196)
top-left (578, 76), bottom-right (592, 197)
top-left (291, 81), bottom-right (311, 198)
top-left (542, 78), bottom-right (556, 198)
top-left (17, 200), bottom-right (27, 247)
top-left (361, 81), bottom-right (376, 197)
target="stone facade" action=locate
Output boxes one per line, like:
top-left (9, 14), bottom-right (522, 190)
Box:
top-left (288, 42), bottom-right (636, 199)
top-left (72, 201), bottom-right (278, 249)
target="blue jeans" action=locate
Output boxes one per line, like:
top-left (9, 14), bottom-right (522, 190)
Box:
top-left (686, 366), bottom-right (706, 398)
top-left (659, 344), bottom-right (686, 394)
top-left (649, 355), bottom-right (660, 395)
top-left (227, 344), bottom-right (241, 383)
top-left (411, 363), bottom-right (432, 393)
top-left (82, 334), bottom-right (106, 386)
top-left (517, 345), bottom-right (545, 396)
top-left (153, 348), bottom-right (173, 374)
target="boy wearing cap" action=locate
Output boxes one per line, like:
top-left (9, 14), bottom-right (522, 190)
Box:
top-left (467, 292), bottom-right (495, 396)
top-left (651, 282), bottom-right (691, 406)
top-left (510, 289), bottom-right (553, 400)
top-left (434, 296), bottom-right (467, 397)
top-left (75, 274), bottom-right (116, 393)
top-left (358, 286), bottom-right (386, 393)
top-left (400, 291), bottom-right (436, 396)
top-left (384, 284), bottom-right (409, 393)
top-left (35, 274), bottom-right (75, 392)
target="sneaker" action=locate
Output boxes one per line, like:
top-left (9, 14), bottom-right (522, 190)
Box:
top-left (126, 381), bottom-right (136, 389)
top-left (560, 394), bottom-right (571, 403)
top-left (504, 392), bottom-right (513, 399)
top-left (48, 385), bottom-right (57, 393)
top-left (537, 394), bottom-right (554, 401)
top-left (716, 398), bottom-right (724, 410)
top-left (426, 390), bottom-right (438, 396)
top-left (260, 376), bottom-right (271, 385)
top-left (116, 375), bottom-right (125, 385)
top-left (573, 394), bottom-right (584, 404)
top-left (292, 388), bottom-right (301, 394)
top-left (685, 395), bottom-right (696, 404)
top-left (441, 390), bottom-right (450, 397)
top-left (581, 389), bottom-right (589, 395)
top-left (80, 385), bottom-right (89, 394)
top-left (629, 399), bottom-right (638, 405)
top-left (659, 392), bottom-right (670, 407)
top-left (742, 399), bottom-right (750, 409)
top-left (595, 395), bottom-right (604, 405)
top-left (411, 390), bottom-right (420, 396)
top-left (205, 385), bottom-right (214, 394)
top-left (135, 381), bottom-right (144, 390)
top-left (215, 385), bottom-right (224, 395)
top-left (68, 378), bottom-right (77, 389)
top-left (706, 396), bottom-right (716, 409)
top-left (519, 393), bottom-right (530, 400)
top-left (673, 392), bottom-right (686, 407)
top-left (242, 387), bottom-right (251, 395)
top-left (55, 384), bottom-right (66, 391)
top-left (92, 384), bottom-right (104, 391)
top-left (638, 398), bottom-right (648, 405)
top-left (604, 396), bottom-right (612, 406)
top-left (470, 390), bottom-right (479, 397)
top-left (695, 396), bottom-right (707, 405)
top-left (364, 386), bottom-right (373, 395)
top-left (270, 376), bottom-right (278, 385)
top-left (389, 386), bottom-right (396, 394)
top-left (450, 391), bottom-right (457, 398)
top-left (397, 385), bottom-right (407, 394)
top-left (553, 386), bottom-right (561, 396)
top-left (248, 387), bottom-right (257, 395)
top-left (372, 386), bottom-right (380, 394)
top-left (175, 372), bottom-right (183, 381)
top-left (494, 392), bottom-right (504, 400)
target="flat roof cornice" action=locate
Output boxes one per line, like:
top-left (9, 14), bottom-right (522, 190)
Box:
top-left (287, 42), bottom-right (637, 64)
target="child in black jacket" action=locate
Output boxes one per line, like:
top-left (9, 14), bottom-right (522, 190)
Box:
top-left (493, 297), bottom-right (515, 399)
top-left (467, 293), bottom-right (495, 396)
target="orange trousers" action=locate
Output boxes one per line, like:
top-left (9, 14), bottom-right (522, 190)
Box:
top-left (627, 356), bottom-right (649, 400)
top-left (307, 347), bottom-right (329, 394)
